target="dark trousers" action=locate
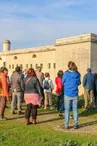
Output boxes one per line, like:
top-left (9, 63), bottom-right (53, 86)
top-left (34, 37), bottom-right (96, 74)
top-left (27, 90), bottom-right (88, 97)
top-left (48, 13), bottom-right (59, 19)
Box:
top-left (0, 96), bottom-right (6, 118)
top-left (25, 104), bottom-right (38, 119)
top-left (56, 94), bottom-right (64, 111)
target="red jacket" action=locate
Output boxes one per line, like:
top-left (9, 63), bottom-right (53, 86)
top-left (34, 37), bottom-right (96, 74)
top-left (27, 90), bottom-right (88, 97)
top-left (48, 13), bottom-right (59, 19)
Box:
top-left (0, 73), bottom-right (9, 99)
top-left (55, 76), bottom-right (62, 94)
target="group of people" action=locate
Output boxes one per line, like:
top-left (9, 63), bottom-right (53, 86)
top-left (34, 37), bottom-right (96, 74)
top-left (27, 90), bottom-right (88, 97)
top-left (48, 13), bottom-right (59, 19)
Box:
top-left (0, 61), bottom-right (97, 129)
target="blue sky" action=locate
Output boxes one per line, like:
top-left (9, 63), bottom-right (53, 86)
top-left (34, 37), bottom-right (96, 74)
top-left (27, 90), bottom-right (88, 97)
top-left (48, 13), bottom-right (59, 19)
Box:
top-left (0, 0), bottom-right (97, 51)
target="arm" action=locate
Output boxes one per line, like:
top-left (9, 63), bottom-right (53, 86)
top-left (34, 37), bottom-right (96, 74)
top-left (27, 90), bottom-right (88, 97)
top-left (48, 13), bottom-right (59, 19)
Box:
top-left (1, 77), bottom-right (8, 99)
top-left (62, 73), bottom-right (66, 85)
top-left (50, 80), bottom-right (54, 90)
top-left (20, 76), bottom-right (24, 92)
top-left (83, 74), bottom-right (87, 87)
top-left (77, 73), bottom-right (81, 86)
top-left (36, 78), bottom-right (44, 98)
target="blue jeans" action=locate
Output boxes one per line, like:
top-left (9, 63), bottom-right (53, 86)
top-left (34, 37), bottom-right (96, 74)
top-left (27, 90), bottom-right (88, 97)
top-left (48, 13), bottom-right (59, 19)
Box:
top-left (64, 96), bottom-right (78, 127)
top-left (56, 94), bottom-right (63, 111)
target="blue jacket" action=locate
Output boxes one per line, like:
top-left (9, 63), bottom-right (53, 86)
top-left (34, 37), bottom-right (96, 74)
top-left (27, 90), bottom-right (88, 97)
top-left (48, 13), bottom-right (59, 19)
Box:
top-left (83, 73), bottom-right (95, 89)
top-left (62, 70), bottom-right (81, 97)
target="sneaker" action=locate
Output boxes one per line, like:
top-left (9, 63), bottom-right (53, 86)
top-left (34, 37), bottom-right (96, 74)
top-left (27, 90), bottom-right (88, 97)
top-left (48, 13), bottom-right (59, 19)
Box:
top-left (70, 115), bottom-right (73, 119)
top-left (44, 106), bottom-right (47, 109)
top-left (60, 124), bottom-right (69, 129)
top-left (50, 106), bottom-right (54, 110)
top-left (59, 113), bottom-right (63, 117)
top-left (0, 117), bottom-right (8, 120)
top-left (18, 111), bottom-right (24, 115)
top-left (74, 125), bottom-right (79, 129)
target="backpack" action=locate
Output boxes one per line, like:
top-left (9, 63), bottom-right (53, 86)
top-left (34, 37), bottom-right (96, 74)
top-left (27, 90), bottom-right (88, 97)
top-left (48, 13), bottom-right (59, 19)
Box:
top-left (43, 80), bottom-right (50, 90)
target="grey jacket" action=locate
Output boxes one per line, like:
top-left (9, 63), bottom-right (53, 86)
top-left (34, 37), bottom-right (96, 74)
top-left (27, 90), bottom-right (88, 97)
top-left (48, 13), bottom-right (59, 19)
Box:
top-left (11, 72), bottom-right (24, 92)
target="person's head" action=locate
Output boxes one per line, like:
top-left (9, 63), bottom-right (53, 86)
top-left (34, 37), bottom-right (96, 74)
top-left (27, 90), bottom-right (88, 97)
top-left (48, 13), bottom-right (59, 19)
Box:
top-left (23, 69), bottom-right (27, 73)
top-left (27, 68), bottom-right (36, 76)
top-left (0, 67), bottom-right (8, 75)
top-left (87, 68), bottom-right (91, 73)
top-left (68, 61), bottom-right (77, 71)
top-left (37, 66), bottom-right (42, 72)
top-left (45, 72), bottom-right (50, 78)
top-left (57, 70), bottom-right (63, 78)
top-left (15, 66), bottom-right (21, 73)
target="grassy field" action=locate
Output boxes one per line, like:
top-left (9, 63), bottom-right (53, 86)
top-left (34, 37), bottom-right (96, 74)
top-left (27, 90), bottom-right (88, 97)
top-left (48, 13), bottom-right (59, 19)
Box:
top-left (0, 98), bottom-right (97, 146)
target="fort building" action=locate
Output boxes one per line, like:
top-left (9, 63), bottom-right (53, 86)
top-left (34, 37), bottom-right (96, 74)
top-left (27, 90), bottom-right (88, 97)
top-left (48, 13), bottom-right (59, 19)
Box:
top-left (0, 33), bottom-right (97, 94)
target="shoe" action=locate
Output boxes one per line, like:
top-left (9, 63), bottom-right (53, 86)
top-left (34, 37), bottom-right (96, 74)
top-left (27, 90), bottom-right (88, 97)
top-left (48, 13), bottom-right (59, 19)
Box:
top-left (60, 124), bottom-right (69, 129)
top-left (70, 115), bottom-right (73, 119)
top-left (0, 117), bottom-right (8, 120)
top-left (50, 106), bottom-right (54, 110)
top-left (18, 111), bottom-right (24, 115)
top-left (44, 106), bottom-right (47, 109)
top-left (59, 113), bottom-right (63, 117)
top-left (74, 125), bottom-right (79, 129)
top-left (11, 111), bottom-right (16, 114)
top-left (32, 119), bottom-right (36, 124)
top-left (25, 118), bottom-right (32, 125)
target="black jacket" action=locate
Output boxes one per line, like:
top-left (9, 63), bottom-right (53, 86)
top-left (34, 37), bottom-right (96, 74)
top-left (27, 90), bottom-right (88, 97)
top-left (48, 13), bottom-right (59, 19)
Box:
top-left (24, 75), bottom-right (43, 97)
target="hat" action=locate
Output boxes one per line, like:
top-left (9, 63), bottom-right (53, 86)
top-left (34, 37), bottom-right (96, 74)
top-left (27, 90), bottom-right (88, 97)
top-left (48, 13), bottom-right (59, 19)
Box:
top-left (87, 68), bottom-right (91, 72)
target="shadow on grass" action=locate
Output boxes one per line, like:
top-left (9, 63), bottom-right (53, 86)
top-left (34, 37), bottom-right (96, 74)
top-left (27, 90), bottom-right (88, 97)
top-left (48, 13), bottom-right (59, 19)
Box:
top-left (8, 116), bottom-right (24, 120)
top-left (79, 120), bottom-right (97, 128)
top-left (79, 108), bottom-right (97, 117)
top-left (38, 117), bottom-right (63, 124)
top-left (38, 111), bottom-right (58, 116)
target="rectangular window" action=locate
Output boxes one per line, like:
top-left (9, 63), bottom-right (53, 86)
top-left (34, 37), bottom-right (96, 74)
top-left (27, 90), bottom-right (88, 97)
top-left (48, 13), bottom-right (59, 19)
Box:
top-left (53, 63), bottom-right (56, 69)
top-left (48, 63), bottom-right (51, 69)
top-left (3, 62), bottom-right (6, 67)
top-left (30, 64), bottom-right (32, 68)
top-left (12, 64), bottom-right (14, 69)
top-left (9, 65), bottom-right (11, 69)
top-left (26, 64), bottom-right (28, 69)
top-left (35, 64), bottom-right (38, 69)
top-left (40, 63), bottom-right (43, 68)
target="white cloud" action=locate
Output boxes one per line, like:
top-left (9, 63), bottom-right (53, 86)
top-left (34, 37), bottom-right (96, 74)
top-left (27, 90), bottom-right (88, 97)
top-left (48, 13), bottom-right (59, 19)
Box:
top-left (0, 0), bottom-right (97, 50)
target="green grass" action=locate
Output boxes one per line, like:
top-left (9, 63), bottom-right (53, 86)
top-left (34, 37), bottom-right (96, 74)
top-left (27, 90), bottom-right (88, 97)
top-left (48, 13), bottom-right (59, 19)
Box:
top-left (0, 119), bottom-right (97, 146)
top-left (0, 96), bottom-right (97, 146)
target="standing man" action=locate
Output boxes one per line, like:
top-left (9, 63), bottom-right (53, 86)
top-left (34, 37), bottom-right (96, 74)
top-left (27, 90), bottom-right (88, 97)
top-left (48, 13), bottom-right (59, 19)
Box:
top-left (61, 61), bottom-right (81, 129)
top-left (36, 66), bottom-right (44, 106)
top-left (83, 68), bottom-right (95, 110)
top-left (11, 66), bottom-right (24, 115)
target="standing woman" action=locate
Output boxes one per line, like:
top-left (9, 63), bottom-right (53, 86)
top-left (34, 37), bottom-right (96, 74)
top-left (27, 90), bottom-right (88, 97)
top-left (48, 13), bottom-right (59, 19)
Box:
top-left (24, 68), bottom-right (43, 125)
top-left (62, 61), bottom-right (81, 129)
top-left (55, 70), bottom-right (63, 112)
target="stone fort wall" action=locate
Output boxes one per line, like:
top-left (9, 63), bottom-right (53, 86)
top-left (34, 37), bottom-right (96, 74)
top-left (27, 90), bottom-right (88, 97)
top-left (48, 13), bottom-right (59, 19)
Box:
top-left (0, 33), bottom-right (97, 95)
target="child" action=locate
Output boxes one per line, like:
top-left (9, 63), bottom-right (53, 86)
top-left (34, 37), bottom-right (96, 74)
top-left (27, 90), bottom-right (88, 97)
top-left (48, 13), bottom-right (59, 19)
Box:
top-left (43, 72), bottom-right (54, 110)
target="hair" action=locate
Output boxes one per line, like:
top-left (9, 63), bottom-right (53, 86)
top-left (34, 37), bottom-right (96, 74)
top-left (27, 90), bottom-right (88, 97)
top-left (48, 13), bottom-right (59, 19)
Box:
top-left (27, 68), bottom-right (36, 76)
top-left (68, 61), bottom-right (77, 71)
top-left (57, 70), bottom-right (63, 78)
top-left (0, 67), bottom-right (8, 73)
top-left (45, 72), bottom-right (50, 77)
top-left (15, 66), bottom-right (21, 72)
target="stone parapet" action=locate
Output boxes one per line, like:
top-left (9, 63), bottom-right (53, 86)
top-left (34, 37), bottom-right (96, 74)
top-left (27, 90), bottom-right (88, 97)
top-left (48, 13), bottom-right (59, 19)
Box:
top-left (0, 45), bottom-right (56, 56)
top-left (56, 33), bottom-right (97, 46)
